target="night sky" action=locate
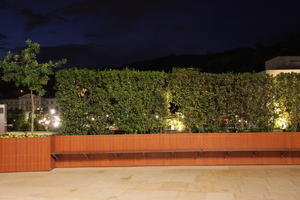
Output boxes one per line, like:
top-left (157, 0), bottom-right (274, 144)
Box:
top-left (1, 0), bottom-right (300, 68)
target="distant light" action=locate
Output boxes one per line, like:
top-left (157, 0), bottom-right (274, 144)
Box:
top-left (50, 109), bottom-right (56, 115)
top-left (53, 115), bottom-right (60, 121)
top-left (155, 115), bottom-right (159, 119)
top-left (53, 121), bottom-right (60, 128)
top-left (38, 117), bottom-right (47, 124)
top-left (91, 117), bottom-right (95, 121)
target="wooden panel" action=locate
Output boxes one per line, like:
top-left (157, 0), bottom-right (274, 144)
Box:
top-left (0, 137), bottom-right (52, 172)
top-left (53, 132), bottom-right (300, 168)
top-left (2, 133), bottom-right (300, 172)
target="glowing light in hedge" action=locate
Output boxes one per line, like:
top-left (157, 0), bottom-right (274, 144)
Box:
top-left (275, 115), bottom-right (288, 130)
top-left (167, 118), bottom-right (185, 131)
top-left (274, 103), bottom-right (289, 130)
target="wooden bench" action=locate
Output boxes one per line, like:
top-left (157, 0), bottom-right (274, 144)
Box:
top-left (51, 148), bottom-right (300, 160)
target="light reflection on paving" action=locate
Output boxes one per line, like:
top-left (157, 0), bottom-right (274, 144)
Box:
top-left (0, 165), bottom-right (300, 200)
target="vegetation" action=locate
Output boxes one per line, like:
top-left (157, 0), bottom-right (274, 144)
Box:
top-left (275, 73), bottom-right (300, 131)
top-left (169, 71), bottom-right (276, 132)
top-left (0, 40), bottom-right (66, 133)
top-left (123, 36), bottom-right (300, 73)
top-left (0, 132), bottom-right (47, 138)
top-left (56, 69), bottom-right (168, 134)
top-left (7, 109), bottom-right (46, 131)
top-left (56, 68), bottom-right (300, 134)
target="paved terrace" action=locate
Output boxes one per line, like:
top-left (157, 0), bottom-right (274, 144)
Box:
top-left (0, 165), bottom-right (300, 200)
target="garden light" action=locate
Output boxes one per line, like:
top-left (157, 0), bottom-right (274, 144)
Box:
top-left (167, 118), bottom-right (185, 131)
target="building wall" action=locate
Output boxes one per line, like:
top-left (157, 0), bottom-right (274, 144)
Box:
top-left (262, 69), bottom-right (300, 76)
top-left (0, 94), bottom-right (58, 112)
top-left (265, 56), bottom-right (300, 70)
top-left (0, 104), bottom-right (7, 134)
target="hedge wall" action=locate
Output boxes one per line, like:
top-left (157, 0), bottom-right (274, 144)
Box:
top-left (56, 69), bottom-right (168, 134)
top-left (168, 71), bottom-right (276, 132)
top-left (275, 73), bottom-right (300, 131)
top-left (56, 68), bottom-right (300, 134)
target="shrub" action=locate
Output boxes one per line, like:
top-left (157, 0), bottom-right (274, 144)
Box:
top-left (0, 133), bottom-right (47, 138)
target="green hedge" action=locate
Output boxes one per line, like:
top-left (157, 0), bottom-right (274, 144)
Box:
top-left (275, 73), bottom-right (300, 131)
top-left (56, 68), bottom-right (300, 134)
top-left (168, 71), bottom-right (276, 132)
top-left (56, 69), bottom-right (168, 134)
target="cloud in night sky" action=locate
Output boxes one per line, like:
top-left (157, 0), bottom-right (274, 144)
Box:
top-left (61, 0), bottom-right (171, 21)
top-left (0, 33), bottom-right (8, 51)
top-left (0, 0), bottom-right (8, 9)
top-left (38, 43), bottom-right (124, 67)
top-left (18, 0), bottom-right (173, 31)
top-left (20, 8), bottom-right (65, 31)
top-left (0, 33), bottom-right (8, 40)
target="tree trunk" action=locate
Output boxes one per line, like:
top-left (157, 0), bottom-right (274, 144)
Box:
top-left (30, 90), bottom-right (34, 134)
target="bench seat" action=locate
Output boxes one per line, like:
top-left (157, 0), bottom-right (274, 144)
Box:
top-left (51, 148), bottom-right (300, 160)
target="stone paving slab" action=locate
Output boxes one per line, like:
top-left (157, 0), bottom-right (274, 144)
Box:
top-left (0, 165), bottom-right (300, 200)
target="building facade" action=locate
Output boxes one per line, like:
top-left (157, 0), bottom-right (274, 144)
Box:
top-left (262, 56), bottom-right (300, 75)
top-left (0, 94), bottom-right (58, 113)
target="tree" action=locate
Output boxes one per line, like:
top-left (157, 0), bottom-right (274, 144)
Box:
top-left (0, 40), bottom-right (67, 133)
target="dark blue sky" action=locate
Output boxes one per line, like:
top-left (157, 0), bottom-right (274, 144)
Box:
top-left (0, 0), bottom-right (300, 67)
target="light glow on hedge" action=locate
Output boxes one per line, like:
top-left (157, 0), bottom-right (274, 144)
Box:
top-left (167, 118), bottom-right (185, 131)
top-left (275, 115), bottom-right (288, 130)
top-left (274, 102), bottom-right (289, 130)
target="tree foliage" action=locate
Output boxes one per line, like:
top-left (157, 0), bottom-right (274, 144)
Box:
top-left (0, 40), bottom-right (66, 132)
top-left (0, 40), bottom-right (66, 95)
